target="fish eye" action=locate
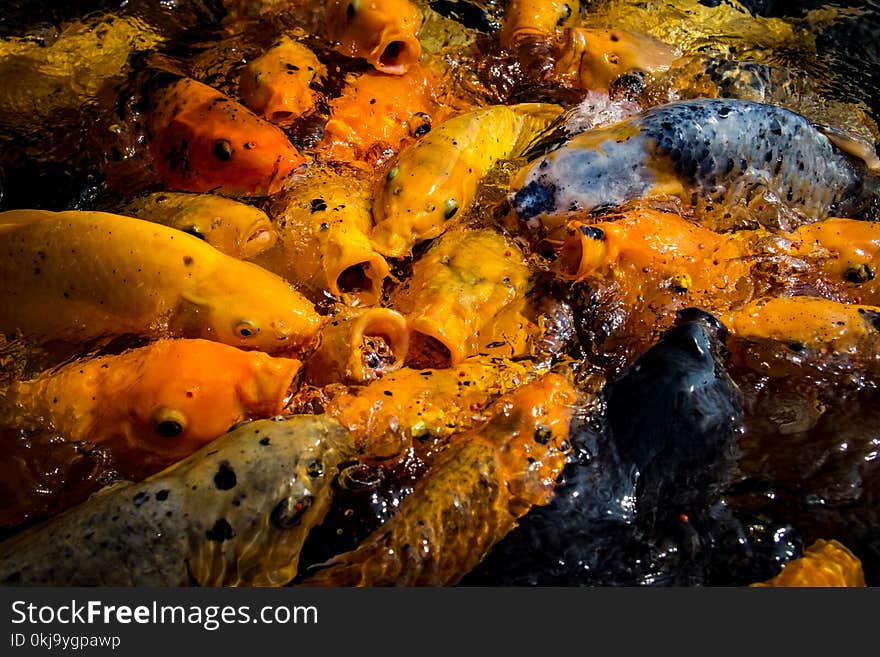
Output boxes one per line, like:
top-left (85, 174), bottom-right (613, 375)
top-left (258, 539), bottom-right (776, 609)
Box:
top-left (386, 165), bottom-right (400, 181)
top-left (214, 139), bottom-right (234, 161)
top-left (444, 198), bottom-right (458, 220)
top-left (408, 112), bottom-right (431, 138)
top-left (152, 408), bottom-right (187, 438)
top-left (235, 320), bottom-right (260, 338)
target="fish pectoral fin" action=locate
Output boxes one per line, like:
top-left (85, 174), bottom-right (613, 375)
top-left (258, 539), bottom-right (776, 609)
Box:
top-left (814, 123), bottom-right (880, 174)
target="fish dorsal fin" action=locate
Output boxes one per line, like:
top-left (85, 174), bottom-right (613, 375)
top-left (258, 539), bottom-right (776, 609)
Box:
top-left (815, 123), bottom-right (880, 174)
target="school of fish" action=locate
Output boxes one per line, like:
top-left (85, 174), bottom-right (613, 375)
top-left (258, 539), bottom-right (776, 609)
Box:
top-left (0, 0), bottom-right (878, 588)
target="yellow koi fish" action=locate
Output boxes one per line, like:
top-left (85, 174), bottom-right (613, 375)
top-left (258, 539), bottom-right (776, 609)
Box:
top-left (371, 102), bottom-right (563, 258)
top-left (119, 191), bottom-right (277, 260)
top-left (0, 210), bottom-right (322, 354)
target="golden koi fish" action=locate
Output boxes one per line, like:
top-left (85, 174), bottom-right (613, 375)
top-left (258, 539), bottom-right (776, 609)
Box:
top-left (0, 210), bottom-right (322, 354)
top-left (238, 36), bottom-right (326, 125)
top-left (751, 539), bottom-right (866, 587)
top-left (371, 102), bottom-right (563, 257)
top-left (119, 191), bottom-right (277, 260)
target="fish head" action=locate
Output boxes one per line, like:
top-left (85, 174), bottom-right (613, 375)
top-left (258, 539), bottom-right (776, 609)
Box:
top-left (179, 202), bottom-right (277, 260)
top-left (239, 38), bottom-right (326, 126)
top-left (147, 77), bottom-right (306, 196)
top-left (109, 340), bottom-right (301, 472)
top-left (325, 0), bottom-right (423, 74)
top-left (186, 261), bottom-right (324, 355)
top-left (371, 157), bottom-right (460, 257)
top-left (556, 28), bottom-right (679, 91)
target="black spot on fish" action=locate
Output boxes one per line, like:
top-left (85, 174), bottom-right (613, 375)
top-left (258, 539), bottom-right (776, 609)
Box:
top-left (271, 495), bottom-right (314, 529)
top-left (132, 492), bottom-right (149, 507)
top-left (259, 437), bottom-right (271, 446)
top-left (206, 519), bottom-right (235, 542)
top-left (513, 181), bottom-right (558, 219)
top-left (310, 198), bottom-right (328, 213)
top-left (214, 462), bottom-right (237, 490)
top-left (155, 489), bottom-right (170, 501)
top-left (306, 459), bottom-right (323, 478)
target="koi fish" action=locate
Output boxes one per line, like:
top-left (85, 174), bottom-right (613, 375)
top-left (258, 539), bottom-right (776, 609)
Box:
top-left (511, 98), bottom-right (880, 230)
top-left (0, 210), bottom-right (322, 354)
top-left (751, 539), bottom-right (866, 587)
top-left (238, 36), bottom-right (326, 126)
top-left (553, 27), bottom-right (680, 91)
top-left (316, 63), bottom-right (461, 168)
top-left (0, 415), bottom-right (355, 586)
top-left (318, 356), bottom-right (538, 461)
top-left (499, 0), bottom-right (580, 49)
top-left (304, 306), bottom-right (409, 387)
top-left (389, 228), bottom-right (532, 367)
top-left (256, 166), bottom-right (391, 307)
top-left (146, 76), bottom-right (306, 196)
top-left (720, 295), bottom-right (880, 354)
top-left (0, 339), bottom-right (301, 479)
top-left (300, 373), bottom-right (578, 586)
top-left (324, 0), bottom-right (423, 75)
top-left (118, 191), bottom-right (277, 260)
top-left (371, 102), bottom-right (563, 257)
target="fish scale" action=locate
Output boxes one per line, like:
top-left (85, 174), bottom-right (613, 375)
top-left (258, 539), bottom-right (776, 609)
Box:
top-left (511, 98), bottom-right (877, 227)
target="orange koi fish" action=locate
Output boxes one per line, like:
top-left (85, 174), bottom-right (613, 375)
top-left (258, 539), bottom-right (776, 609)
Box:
top-left (324, 0), bottom-right (423, 75)
top-left (0, 339), bottom-right (301, 478)
top-left (146, 76), bottom-right (306, 196)
top-left (316, 63), bottom-right (460, 168)
top-left (239, 36), bottom-right (326, 126)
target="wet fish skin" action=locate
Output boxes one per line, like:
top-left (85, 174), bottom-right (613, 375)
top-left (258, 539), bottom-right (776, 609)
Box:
top-left (0, 415), bottom-right (355, 587)
top-left (511, 98), bottom-right (878, 227)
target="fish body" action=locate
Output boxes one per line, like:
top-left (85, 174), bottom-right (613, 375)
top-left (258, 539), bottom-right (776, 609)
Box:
top-left (0, 339), bottom-right (301, 478)
top-left (146, 77), bottom-right (306, 196)
top-left (389, 228), bottom-right (532, 366)
top-left (301, 373), bottom-right (577, 586)
top-left (372, 102), bottom-right (563, 257)
top-left (0, 210), bottom-right (322, 353)
top-left (0, 415), bottom-right (355, 586)
top-left (316, 63), bottom-right (460, 168)
top-left (511, 98), bottom-right (877, 227)
top-left (321, 356), bottom-right (537, 461)
top-left (119, 191), bottom-right (277, 260)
